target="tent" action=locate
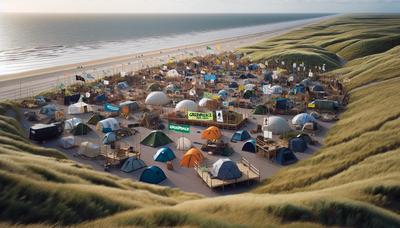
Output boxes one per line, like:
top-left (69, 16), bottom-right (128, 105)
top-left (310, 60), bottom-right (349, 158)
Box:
top-left (292, 113), bottom-right (316, 126)
top-left (87, 113), bottom-right (105, 125)
top-left (242, 139), bottom-right (256, 153)
top-left (297, 133), bottom-right (313, 145)
top-left (264, 71), bottom-right (273, 83)
top-left (79, 141), bottom-right (100, 158)
top-left (180, 148), bottom-right (204, 167)
top-left (300, 78), bottom-right (312, 87)
top-left (210, 158), bottom-right (242, 180)
top-left (71, 123), bottom-right (92, 136)
top-left (59, 136), bottom-right (75, 149)
top-left (64, 93), bottom-right (80, 106)
top-left (104, 103), bottom-right (120, 113)
top-left (165, 84), bottom-right (179, 93)
top-left (201, 126), bottom-right (222, 141)
top-left (175, 100), bottom-right (198, 112)
top-left (231, 130), bottom-right (251, 141)
top-left (275, 147), bottom-right (298, 165)
top-left (198, 98), bottom-right (212, 107)
top-left (96, 118), bottom-right (119, 133)
top-left (243, 90), bottom-right (254, 99)
top-left (265, 85), bottom-right (283, 95)
top-left (244, 84), bottom-right (256, 91)
top-left (166, 69), bottom-right (180, 78)
top-left (262, 116), bottom-right (291, 135)
top-left (119, 101), bottom-right (139, 112)
top-left (153, 147), bottom-right (176, 162)
top-left (64, 117), bottom-right (82, 130)
top-left (117, 81), bottom-right (129, 90)
top-left (102, 132), bottom-right (117, 145)
top-left (229, 82), bottom-right (239, 88)
top-left (254, 105), bottom-right (268, 115)
top-left (204, 74), bottom-right (217, 81)
top-left (312, 84), bottom-right (324, 92)
top-left (40, 104), bottom-right (57, 117)
top-left (139, 166), bottom-right (166, 184)
top-left (176, 137), bottom-right (192, 151)
top-left (292, 84), bottom-right (306, 94)
top-left (275, 98), bottom-right (290, 110)
top-left (95, 94), bottom-right (107, 103)
top-left (68, 102), bottom-right (93, 114)
top-left (145, 91), bottom-right (169, 106)
top-left (218, 90), bottom-right (228, 100)
top-left (248, 64), bottom-right (259, 71)
top-left (121, 157), bottom-right (146, 173)
top-left (141, 130), bottom-right (173, 147)
top-left (148, 83), bottom-right (161, 92)
top-left (309, 99), bottom-right (339, 111)
top-left (288, 137), bottom-right (307, 153)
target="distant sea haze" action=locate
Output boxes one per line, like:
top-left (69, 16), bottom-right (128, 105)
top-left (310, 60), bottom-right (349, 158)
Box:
top-left (0, 13), bottom-right (330, 75)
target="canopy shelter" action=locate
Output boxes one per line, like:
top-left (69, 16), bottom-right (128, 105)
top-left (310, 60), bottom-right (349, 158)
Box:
top-left (121, 157), bottom-right (146, 173)
top-left (201, 126), bottom-right (222, 141)
top-left (71, 123), bottom-right (92, 136)
top-left (96, 118), bottom-right (120, 133)
top-left (141, 130), bottom-right (173, 148)
top-left (210, 158), bottom-right (242, 180)
top-left (231, 130), bottom-right (251, 142)
top-left (275, 147), bottom-right (298, 165)
top-left (242, 139), bottom-right (256, 153)
top-left (153, 147), bottom-right (176, 162)
top-left (176, 137), bottom-right (192, 151)
top-left (139, 166), bottom-right (166, 184)
top-left (180, 148), bottom-right (204, 168)
top-left (68, 102), bottom-right (93, 114)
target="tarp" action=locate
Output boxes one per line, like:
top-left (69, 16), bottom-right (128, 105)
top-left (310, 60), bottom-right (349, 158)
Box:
top-left (139, 166), bottom-right (166, 184)
top-left (242, 139), bottom-right (256, 153)
top-left (121, 157), bottom-right (146, 173)
top-left (180, 148), bottom-right (204, 167)
top-left (201, 126), bottom-right (222, 141)
top-left (153, 147), bottom-right (176, 162)
top-left (231, 130), bottom-right (251, 141)
top-left (141, 130), bottom-right (173, 148)
top-left (104, 103), bottom-right (120, 113)
top-left (210, 158), bottom-right (242, 180)
top-left (275, 147), bottom-right (298, 165)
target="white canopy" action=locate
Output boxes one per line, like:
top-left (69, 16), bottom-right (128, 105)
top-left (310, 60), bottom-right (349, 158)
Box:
top-left (262, 116), bottom-right (291, 135)
top-left (175, 100), bottom-right (198, 112)
top-left (145, 91), bottom-right (169, 106)
top-left (68, 102), bottom-right (93, 114)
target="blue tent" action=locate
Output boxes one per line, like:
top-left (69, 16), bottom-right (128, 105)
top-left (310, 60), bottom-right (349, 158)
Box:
top-left (292, 84), bottom-right (305, 94)
top-left (64, 93), bottom-right (80, 105)
top-left (139, 166), bottom-right (166, 184)
top-left (275, 147), bottom-right (298, 165)
top-left (104, 103), bottom-right (120, 112)
top-left (40, 104), bottom-right (57, 117)
top-left (210, 158), bottom-right (242, 180)
top-left (204, 74), bottom-right (217, 81)
top-left (264, 71), bottom-right (273, 83)
top-left (242, 139), bottom-right (256, 153)
top-left (248, 64), bottom-right (259, 71)
top-left (218, 90), bottom-right (228, 100)
top-left (288, 137), bottom-right (307, 153)
top-left (121, 157), bottom-right (146, 173)
top-left (95, 94), bottom-right (107, 103)
top-left (231, 130), bottom-right (251, 142)
top-left (153, 147), bottom-right (176, 162)
top-left (102, 132), bottom-right (117, 145)
top-left (229, 82), bottom-right (239, 88)
top-left (275, 98), bottom-right (289, 110)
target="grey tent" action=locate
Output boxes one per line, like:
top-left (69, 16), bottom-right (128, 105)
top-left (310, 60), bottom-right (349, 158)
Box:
top-left (121, 157), bottom-right (146, 173)
top-left (210, 158), bottom-right (242, 180)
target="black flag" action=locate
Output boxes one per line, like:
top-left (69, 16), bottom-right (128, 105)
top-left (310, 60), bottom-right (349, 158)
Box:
top-left (76, 75), bottom-right (85, 82)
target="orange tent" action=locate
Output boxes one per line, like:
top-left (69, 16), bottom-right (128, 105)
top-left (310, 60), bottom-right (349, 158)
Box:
top-left (201, 126), bottom-right (222, 141)
top-left (180, 148), bottom-right (204, 167)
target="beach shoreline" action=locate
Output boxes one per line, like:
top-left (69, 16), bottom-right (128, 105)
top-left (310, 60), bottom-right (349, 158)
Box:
top-left (0, 15), bottom-right (335, 100)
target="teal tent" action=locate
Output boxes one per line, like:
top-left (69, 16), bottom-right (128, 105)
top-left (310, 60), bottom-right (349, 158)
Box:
top-left (153, 147), bottom-right (176, 162)
top-left (121, 157), bottom-right (146, 173)
top-left (139, 166), bottom-right (166, 184)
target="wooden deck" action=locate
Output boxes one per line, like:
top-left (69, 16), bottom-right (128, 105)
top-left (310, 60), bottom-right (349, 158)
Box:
top-left (163, 116), bottom-right (247, 130)
top-left (194, 157), bottom-right (260, 190)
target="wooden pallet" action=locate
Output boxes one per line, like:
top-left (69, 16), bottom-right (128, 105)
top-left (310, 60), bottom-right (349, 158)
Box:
top-left (163, 116), bottom-right (247, 130)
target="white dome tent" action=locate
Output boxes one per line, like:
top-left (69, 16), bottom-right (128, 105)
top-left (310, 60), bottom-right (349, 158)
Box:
top-left (262, 116), bottom-right (291, 135)
top-left (166, 69), bottom-right (181, 78)
top-left (68, 102), bottom-right (93, 114)
top-left (79, 141), bottom-right (100, 158)
top-left (176, 137), bottom-right (192, 151)
top-left (292, 113), bottom-right (316, 126)
top-left (96, 118), bottom-right (120, 132)
top-left (59, 136), bottom-right (75, 149)
top-left (175, 100), bottom-right (198, 112)
top-left (145, 91), bottom-right (169, 106)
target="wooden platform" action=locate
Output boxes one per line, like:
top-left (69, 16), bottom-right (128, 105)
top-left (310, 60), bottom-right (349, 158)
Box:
top-left (194, 157), bottom-right (260, 190)
top-left (163, 116), bottom-right (247, 130)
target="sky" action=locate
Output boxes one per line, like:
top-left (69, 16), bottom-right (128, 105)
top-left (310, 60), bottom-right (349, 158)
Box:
top-left (1, 0), bottom-right (400, 13)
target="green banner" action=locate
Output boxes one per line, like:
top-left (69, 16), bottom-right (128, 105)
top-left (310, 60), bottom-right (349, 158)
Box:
top-left (168, 122), bottom-right (190, 133)
top-left (188, 111), bottom-right (213, 121)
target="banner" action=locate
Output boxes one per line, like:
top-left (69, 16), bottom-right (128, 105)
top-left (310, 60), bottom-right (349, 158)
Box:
top-left (216, 110), bottom-right (223, 123)
top-left (188, 111), bottom-right (213, 121)
top-left (168, 123), bottom-right (190, 133)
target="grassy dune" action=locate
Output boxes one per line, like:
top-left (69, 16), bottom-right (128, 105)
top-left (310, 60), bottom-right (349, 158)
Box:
top-left (1, 14), bottom-right (400, 227)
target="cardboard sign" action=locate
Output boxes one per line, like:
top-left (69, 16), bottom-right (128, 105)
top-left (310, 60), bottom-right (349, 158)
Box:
top-left (168, 123), bottom-right (190, 133)
top-left (188, 111), bottom-right (213, 121)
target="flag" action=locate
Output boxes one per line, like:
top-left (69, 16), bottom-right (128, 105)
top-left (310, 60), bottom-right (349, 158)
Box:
top-left (216, 110), bottom-right (223, 123)
top-left (76, 75), bottom-right (85, 82)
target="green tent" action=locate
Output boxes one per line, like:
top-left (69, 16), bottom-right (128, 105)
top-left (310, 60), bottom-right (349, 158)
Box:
top-left (254, 105), bottom-right (267, 115)
top-left (141, 130), bottom-right (173, 148)
top-left (87, 113), bottom-right (105, 125)
top-left (71, 123), bottom-right (92, 136)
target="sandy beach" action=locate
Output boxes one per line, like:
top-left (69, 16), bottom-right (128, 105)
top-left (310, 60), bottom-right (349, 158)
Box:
top-left (0, 16), bottom-right (332, 100)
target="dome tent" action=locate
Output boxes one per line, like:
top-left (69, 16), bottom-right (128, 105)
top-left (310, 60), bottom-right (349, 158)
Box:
top-left (210, 158), bottom-right (242, 180)
top-left (275, 147), bottom-right (298, 165)
top-left (180, 148), bottom-right (204, 168)
top-left (201, 126), bottom-right (222, 141)
top-left (242, 139), bottom-right (256, 153)
top-left (79, 141), bottom-right (100, 158)
top-left (145, 91), bottom-right (169, 106)
top-left (231, 130), bottom-right (251, 142)
top-left (65, 117), bottom-right (82, 130)
top-left (102, 132), bottom-right (117, 145)
top-left (175, 100), bottom-right (198, 112)
top-left (148, 83), bottom-right (161, 92)
top-left (96, 118), bottom-right (119, 133)
top-left (139, 166), bottom-right (166, 184)
top-left (176, 137), bottom-right (192, 151)
top-left (59, 136), bottom-right (75, 149)
top-left (121, 157), bottom-right (146, 173)
top-left (166, 69), bottom-right (181, 78)
top-left (71, 123), bottom-right (92, 136)
top-left (253, 105), bottom-right (268, 115)
top-left (312, 84), bottom-right (324, 92)
top-left (68, 101), bottom-right (93, 114)
top-left (265, 85), bottom-right (283, 95)
top-left (153, 147), bottom-right (176, 162)
top-left (288, 137), bottom-right (307, 153)
top-left (292, 113), bottom-right (316, 126)
top-left (141, 130), bottom-right (173, 148)
top-left (229, 82), bottom-right (239, 88)
top-left (262, 116), bottom-right (291, 135)
top-left (165, 84), bottom-right (179, 93)
top-left (198, 98), bottom-right (212, 107)
top-left (218, 90), bottom-right (228, 100)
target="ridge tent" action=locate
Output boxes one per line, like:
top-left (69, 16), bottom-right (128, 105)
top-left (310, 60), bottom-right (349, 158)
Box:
top-left (96, 118), bottom-right (120, 133)
top-left (242, 139), bottom-right (256, 153)
top-left (231, 130), bottom-right (251, 142)
top-left (201, 126), bottom-right (222, 141)
top-left (87, 113), bottom-right (105, 125)
top-left (176, 137), bottom-right (192, 151)
top-left (141, 130), bottom-right (173, 148)
top-left (68, 102), bottom-right (93, 114)
top-left (288, 137), bottom-right (307, 153)
top-left (121, 157), bottom-right (146, 173)
top-left (64, 117), bottom-right (82, 130)
top-left (102, 132), bottom-right (117, 145)
top-left (139, 166), bottom-right (166, 184)
top-left (104, 103), bottom-right (120, 113)
top-left (275, 147), bottom-right (298, 165)
top-left (79, 141), bottom-right (100, 158)
top-left (210, 158), bottom-right (242, 180)
top-left (153, 147), bottom-right (176, 162)
top-left (180, 148), bottom-right (204, 167)
top-left (71, 123), bottom-right (92, 136)
top-left (59, 136), bottom-right (75, 149)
